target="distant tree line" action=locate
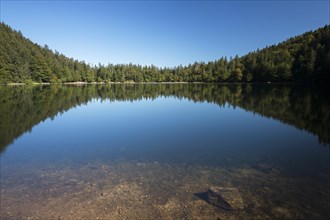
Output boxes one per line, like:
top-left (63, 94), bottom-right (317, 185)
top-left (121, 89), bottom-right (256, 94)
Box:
top-left (0, 22), bottom-right (329, 84)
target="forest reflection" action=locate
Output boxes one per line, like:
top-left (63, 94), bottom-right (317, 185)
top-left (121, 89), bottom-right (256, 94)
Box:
top-left (1, 83), bottom-right (329, 153)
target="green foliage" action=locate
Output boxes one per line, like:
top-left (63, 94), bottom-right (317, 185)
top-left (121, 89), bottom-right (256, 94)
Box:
top-left (24, 79), bottom-right (35, 85)
top-left (0, 22), bottom-right (329, 84)
top-left (245, 72), bottom-right (253, 82)
top-left (241, 26), bottom-right (329, 82)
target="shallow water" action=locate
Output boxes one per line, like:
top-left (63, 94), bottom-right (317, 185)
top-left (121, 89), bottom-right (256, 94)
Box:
top-left (0, 83), bottom-right (329, 219)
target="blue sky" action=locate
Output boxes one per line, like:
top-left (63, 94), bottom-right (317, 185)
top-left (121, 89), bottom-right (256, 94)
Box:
top-left (1, 1), bottom-right (329, 67)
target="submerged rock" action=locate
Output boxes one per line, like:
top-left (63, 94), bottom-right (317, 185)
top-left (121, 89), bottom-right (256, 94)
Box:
top-left (207, 187), bottom-right (243, 210)
top-left (252, 163), bottom-right (279, 174)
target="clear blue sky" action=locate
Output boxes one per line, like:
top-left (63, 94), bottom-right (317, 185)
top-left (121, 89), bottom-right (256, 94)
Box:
top-left (1, 1), bottom-right (329, 67)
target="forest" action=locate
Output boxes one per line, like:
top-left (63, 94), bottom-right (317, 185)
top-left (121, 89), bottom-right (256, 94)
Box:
top-left (0, 22), bottom-right (329, 84)
top-left (1, 83), bottom-right (329, 152)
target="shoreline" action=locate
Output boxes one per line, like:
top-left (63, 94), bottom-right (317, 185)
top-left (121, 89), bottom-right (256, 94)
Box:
top-left (2, 81), bottom-right (306, 86)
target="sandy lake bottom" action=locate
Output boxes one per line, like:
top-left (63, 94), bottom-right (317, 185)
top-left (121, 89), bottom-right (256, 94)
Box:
top-left (1, 159), bottom-right (329, 220)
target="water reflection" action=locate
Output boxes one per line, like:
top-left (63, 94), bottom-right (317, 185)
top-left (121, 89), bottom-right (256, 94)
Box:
top-left (1, 83), bottom-right (329, 219)
top-left (1, 83), bottom-right (329, 153)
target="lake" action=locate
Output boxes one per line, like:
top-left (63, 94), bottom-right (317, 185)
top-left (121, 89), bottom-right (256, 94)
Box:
top-left (0, 83), bottom-right (329, 219)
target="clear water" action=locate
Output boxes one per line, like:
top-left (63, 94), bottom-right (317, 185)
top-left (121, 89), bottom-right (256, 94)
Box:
top-left (0, 84), bottom-right (329, 219)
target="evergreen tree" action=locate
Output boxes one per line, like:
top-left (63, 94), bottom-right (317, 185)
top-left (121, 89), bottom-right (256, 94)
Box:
top-left (0, 22), bottom-right (329, 84)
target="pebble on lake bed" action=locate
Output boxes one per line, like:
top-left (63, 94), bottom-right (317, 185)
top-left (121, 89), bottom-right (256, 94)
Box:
top-left (207, 187), bottom-right (244, 210)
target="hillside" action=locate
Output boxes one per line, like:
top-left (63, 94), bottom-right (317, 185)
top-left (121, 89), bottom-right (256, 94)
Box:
top-left (0, 22), bottom-right (329, 84)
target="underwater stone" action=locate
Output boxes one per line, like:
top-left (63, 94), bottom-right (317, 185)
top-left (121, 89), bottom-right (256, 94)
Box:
top-left (207, 187), bottom-right (243, 210)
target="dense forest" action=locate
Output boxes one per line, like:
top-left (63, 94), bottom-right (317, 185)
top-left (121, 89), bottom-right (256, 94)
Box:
top-left (0, 22), bottom-right (329, 84)
top-left (1, 84), bottom-right (329, 152)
